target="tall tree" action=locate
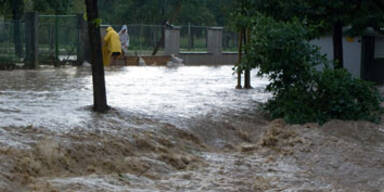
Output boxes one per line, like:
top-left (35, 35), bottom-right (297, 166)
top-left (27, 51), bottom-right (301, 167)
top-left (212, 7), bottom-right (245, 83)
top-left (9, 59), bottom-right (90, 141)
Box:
top-left (232, 0), bottom-right (253, 89)
top-left (303, 0), bottom-right (360, 68)
top-left (84, 0), bottom-right (108, 112)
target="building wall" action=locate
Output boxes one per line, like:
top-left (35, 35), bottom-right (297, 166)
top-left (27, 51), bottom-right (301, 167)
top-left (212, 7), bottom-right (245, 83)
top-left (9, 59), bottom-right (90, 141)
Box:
top-left (375, 36), bottom-right (384, 58)
top-left (311, 36), bottom-right (362, 77)
top-left (179, 52), bottom-right (238, 65)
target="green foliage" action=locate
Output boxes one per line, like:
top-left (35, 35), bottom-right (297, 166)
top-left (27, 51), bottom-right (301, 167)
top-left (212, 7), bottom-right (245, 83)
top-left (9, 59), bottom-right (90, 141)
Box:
top-left (32, 0), bottom-right (73, 14)
top-left (97, 0), bottom-right (230, 26)
top-left (314, 68), bottom-right (382, 122)
top-left (244, 14), bottom-right (383, 124)
top-left (2, 0), bottom-right (232, 26)
top-left (233, 0), bottom-right (384, 38)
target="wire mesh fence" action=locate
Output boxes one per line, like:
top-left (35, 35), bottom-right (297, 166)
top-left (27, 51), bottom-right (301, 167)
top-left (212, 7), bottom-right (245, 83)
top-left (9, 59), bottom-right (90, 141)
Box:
top-left (223, 29), bottom-right (238, 52)
top-left (180, 25), bottom-right (208, 52)
top-left (0, 21), bottom-right (25, 67)
top-left (103, 24), bottom-right (165, 56)
top-left (128, 24), bottom-right (163, 55)
top-left (38, 15), bottom-right (79, 65)
top-left (0, 15), bottom-right (238, 68)
top-left (103, 24), bottom-right (237, 54)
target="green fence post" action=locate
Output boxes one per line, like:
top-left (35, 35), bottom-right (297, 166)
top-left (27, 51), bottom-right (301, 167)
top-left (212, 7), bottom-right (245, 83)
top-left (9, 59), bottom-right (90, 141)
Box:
top-left (25, 12), bottom-right (39, 69)
top-left (188, 23), bottom-right (192, 50)
top-left (55, 14), bottom-right (59, 64)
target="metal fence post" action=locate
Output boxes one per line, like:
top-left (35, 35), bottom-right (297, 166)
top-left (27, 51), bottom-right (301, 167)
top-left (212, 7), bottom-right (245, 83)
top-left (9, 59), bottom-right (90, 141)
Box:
top-left (55, 15), bottom-right (59, 62)
top-left (25, 12), bottom-right (39, 69)
top-left (188, 23), bottom-right (192, 50)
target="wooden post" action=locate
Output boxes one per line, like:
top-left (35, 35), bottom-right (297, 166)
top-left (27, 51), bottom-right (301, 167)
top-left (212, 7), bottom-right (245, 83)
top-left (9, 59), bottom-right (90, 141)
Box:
top-left (24, 12), bottom-right (39, 69)
top-left (84, 0), bottom-right (109, 112)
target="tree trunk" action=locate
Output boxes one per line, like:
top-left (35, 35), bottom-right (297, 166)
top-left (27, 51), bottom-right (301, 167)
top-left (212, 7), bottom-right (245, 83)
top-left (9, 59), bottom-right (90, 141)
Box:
top-left (152, 20), bottom-right (166, 56)
top-left (244, 29), bottom-right (252, 89)
top-left (152, 0), bottom-right (182, 56)
top-left (333, 21), bottom-right (344, 69)
top-left (84, 0), bottom-right (109, 112)
top-left (361, 36), bottom-right (375, 81)
top-left (12, 0), bottom-right (24, 58)
top-left (236, 31), bottom-right (243, 89)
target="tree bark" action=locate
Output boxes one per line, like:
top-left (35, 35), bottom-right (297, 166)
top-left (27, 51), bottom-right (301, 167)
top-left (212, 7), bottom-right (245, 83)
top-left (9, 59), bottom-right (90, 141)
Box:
top-left (333, 21), bottom-right (344, 69)
top-left (152, 0), bottom-right (182, 56)
top-left (244, 29), bottom-right (252, 89)
top-left (84, 0), bottom-right (109, 112)
top-left (12, 0), bottom-right (24, 58)
top-left (236, 31), bottom-right (243, 89)
top-left (360, 36), bottom-right (375, 81)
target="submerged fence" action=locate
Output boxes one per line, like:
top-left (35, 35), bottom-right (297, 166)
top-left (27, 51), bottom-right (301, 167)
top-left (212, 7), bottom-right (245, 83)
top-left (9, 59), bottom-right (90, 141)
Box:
top-left (0, 14), bottom-right (80, 68)
top-left (104, 24), bottom-right (238, 55)
top-left (0, 12), bottom-right (238, 68)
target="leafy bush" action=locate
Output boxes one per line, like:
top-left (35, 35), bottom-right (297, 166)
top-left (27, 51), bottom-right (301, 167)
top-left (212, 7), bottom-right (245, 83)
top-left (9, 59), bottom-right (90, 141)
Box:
top-left (314, 68), bottom-right (382, 123)
top-left (242, 14), bottom-right (382, 124)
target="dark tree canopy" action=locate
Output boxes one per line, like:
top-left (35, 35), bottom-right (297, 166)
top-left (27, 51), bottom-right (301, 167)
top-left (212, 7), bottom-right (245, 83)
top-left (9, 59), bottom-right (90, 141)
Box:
top-left (232, 0), bottom-right (384, 68)
top-left (0, 0), bottom-right (233, 26)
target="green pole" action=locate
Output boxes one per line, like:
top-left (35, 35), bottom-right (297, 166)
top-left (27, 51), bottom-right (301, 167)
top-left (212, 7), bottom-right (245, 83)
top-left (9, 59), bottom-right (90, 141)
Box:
top-left (140, 24), bottom-right (143, 54)
top-left (55, 14), bottom-right (59, 63)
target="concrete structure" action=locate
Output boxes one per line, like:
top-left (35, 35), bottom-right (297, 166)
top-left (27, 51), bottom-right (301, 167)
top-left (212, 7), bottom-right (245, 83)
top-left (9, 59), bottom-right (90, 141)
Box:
top-left (207, 27), bottom-right (223, 55)
top-left (375, 36), bottom-right (384, 58)
top-left (174, 27), bottom-right (237, 65)
top-left (311, 36), bottom-right (362, 77)
top-left (164, 27), bottom-right (180, 55)
top-left (179, 52), bottom-right (237, 65)
top-left (311, 33), bottom-right (384, 83)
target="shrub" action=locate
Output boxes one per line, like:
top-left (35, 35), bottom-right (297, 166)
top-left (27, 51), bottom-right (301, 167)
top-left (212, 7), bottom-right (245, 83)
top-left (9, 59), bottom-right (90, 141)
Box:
top-left (314, 68), bottom-right (382, 123)
top-left (243, 14), bottom-right (382, 124)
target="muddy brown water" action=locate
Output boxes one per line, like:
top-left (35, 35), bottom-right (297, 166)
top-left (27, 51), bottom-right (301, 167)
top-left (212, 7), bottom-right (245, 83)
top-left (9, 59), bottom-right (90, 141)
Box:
top-left (0, 66), bottom-right (384, 191)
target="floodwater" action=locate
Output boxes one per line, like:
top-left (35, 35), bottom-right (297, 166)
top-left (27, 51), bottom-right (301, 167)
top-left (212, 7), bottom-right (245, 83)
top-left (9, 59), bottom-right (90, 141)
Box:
top-left (1, 65), bottom-right (384, 192)
top-left (0, 65), bottom-right (269, 130)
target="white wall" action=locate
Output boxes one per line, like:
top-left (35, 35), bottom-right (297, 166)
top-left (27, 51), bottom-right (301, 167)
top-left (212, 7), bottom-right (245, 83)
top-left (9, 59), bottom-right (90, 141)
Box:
top-left (375, 36), bottom-right (384, 58)
top-left (310, 36), bottom-right (362, 77)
